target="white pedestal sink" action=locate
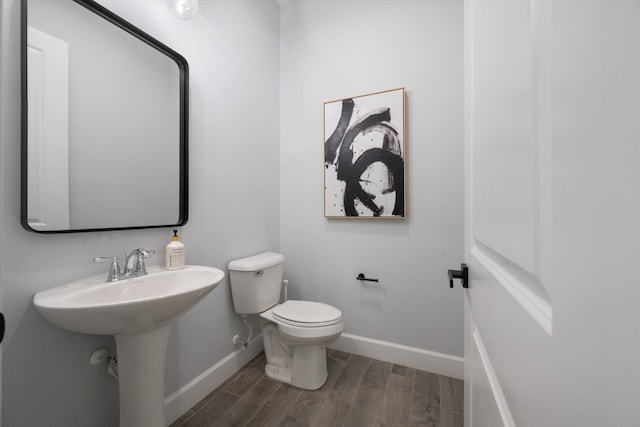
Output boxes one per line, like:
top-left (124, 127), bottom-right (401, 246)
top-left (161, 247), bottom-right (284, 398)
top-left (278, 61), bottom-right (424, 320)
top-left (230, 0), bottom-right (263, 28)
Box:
top-left (33, 265), bottom-right (225, 427)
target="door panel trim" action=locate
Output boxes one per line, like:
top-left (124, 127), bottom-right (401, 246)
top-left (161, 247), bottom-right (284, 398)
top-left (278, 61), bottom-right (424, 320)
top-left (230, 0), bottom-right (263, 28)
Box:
top-left (472, 327), bottom-right (515, 427)
top-left (471, 244), bottom-right (552, 335)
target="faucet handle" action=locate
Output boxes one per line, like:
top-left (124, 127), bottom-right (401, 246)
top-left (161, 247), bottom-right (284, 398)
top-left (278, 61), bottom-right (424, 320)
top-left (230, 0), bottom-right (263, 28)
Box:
top-left (136, 249), bottom-right (155, 275)
top-left (126, 248), bottom-right (155, 259)
top-left (94, 256), bottom-right (121, 282)
top-left (125, 248), bottom-right (155, 276)
top-left (140, 249), bottom-right (155, 258)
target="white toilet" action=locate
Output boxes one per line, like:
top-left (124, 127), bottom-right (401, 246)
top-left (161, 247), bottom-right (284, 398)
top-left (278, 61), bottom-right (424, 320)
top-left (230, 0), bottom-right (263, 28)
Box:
top-left (228, 252), bottom-right (343, 390)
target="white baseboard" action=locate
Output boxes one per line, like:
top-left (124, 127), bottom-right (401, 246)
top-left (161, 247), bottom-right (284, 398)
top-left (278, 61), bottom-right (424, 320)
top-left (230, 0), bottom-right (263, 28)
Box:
top-left (329, 333), bottom-right (464, 380)
top-left (164, 334), bottom-right (264, 425)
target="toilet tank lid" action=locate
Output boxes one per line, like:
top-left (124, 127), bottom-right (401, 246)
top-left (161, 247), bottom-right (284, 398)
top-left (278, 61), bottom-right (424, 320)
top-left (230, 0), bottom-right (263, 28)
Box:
top-left (228, 252), bottom-right (285, 272)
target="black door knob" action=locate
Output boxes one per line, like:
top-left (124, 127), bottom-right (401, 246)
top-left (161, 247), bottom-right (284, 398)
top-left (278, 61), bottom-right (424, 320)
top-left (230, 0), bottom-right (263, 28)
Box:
top-left (448, 263), bottom-right (468, 288)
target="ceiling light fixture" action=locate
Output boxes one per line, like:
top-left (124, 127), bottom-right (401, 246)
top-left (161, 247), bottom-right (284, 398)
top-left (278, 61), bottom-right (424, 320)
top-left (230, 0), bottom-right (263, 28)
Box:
top-left (172, 0), bottom-right (198, 20)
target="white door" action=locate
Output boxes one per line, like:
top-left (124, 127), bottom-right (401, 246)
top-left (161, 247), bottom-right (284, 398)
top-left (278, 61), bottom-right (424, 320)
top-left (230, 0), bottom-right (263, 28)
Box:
top-left (26, 26), bottom-right (70, 230)
top-left (464, 1), bottom-right (640, 426)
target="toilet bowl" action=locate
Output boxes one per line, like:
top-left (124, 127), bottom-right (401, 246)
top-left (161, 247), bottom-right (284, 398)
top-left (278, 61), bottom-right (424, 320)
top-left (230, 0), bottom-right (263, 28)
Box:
top-left (260, 300), bottom-right (343, 389)
top-left (228, 252), bottom-right (344, 390)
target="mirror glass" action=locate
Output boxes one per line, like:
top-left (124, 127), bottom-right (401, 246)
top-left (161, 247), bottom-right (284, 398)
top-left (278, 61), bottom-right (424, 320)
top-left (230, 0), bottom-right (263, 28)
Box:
top-left (22, 0), bottom-right (188, 233)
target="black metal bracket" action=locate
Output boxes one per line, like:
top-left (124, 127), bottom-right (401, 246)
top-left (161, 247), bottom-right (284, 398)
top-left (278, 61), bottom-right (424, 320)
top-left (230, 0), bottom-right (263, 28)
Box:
top-left (448, 263), bottom-right (468, 288)
top-left (0, 312), bottom-right (5, 343)
top-left (357, 273), bottom-right (379, 283)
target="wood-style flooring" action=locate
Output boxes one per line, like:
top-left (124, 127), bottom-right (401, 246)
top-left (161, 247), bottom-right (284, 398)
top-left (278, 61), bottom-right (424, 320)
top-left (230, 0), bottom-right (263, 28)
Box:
top-left (170, 349), bottom-right (464, 427)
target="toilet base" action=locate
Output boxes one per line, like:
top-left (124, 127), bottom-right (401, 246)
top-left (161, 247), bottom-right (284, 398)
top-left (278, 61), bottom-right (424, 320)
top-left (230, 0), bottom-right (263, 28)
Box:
top-left (265, 362), bottom-right (292, 384)
top-left (262, 321), bottom-right (333, 390)
top-left (290, 344), bottom-right (328, 390)
top-left (264, 345), bottom-right (328, 390)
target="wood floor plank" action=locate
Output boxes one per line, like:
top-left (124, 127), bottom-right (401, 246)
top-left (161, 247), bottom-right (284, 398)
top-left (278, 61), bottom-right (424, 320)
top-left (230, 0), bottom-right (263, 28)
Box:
top-left (391, 363), bottom-right (416, 377)
top-left (308, 399), bottom-right (351, 427)
top-left (361, 359), bottom-right (392, 391)
top-left (212, 377), bottom-right (280, 426)
top-left (169, 409), bottom-right (195, 427)
top-left (349, 384), bottom-right (385, 425)
top-left (189, 368), bottom-right (245, 415)
top-left (281, 415), bottom-right (310, 427)
top-left (287, 356), bottom-right (346, 423)
top-left (246, 384), bottom-right (303, 427)
top-left (328, 354), bottom-right (371, 405)
top-left (440, 376), bottom-right (464, 415)
top-left (344, 406), bottom-right (383, 427)
top-left (328, 349), bottom-right (351, 361)
top-left (225, 363), bottom-right (267, 396)
top-left (382, 372), bottom-right (414, 425)
top-left (411, 370), bottom-right (440, 426)
top-left (182, 390), bottom-right (240, 427)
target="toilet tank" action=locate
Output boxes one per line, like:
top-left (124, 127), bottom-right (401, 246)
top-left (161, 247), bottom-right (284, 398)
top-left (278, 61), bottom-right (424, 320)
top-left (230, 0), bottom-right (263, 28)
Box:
top-left (228, 252), bottom-right (285, 315)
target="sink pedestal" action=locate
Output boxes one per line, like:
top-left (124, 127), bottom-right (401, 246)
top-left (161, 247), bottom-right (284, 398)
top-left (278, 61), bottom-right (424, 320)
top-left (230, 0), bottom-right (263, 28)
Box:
top-left (115, 324), bottom-right (172, 427)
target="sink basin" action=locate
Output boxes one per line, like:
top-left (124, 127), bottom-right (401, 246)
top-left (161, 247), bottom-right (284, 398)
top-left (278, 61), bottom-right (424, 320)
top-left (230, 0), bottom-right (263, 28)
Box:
top-left (34, 265), bottom-right (224, 335)
top-left (33, 264), bottom-right (225, 427)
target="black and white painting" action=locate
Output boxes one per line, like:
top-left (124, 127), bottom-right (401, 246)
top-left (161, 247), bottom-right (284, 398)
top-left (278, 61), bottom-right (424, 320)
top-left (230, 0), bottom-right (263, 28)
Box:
top-left (324, 88), bottom-right (406, 218)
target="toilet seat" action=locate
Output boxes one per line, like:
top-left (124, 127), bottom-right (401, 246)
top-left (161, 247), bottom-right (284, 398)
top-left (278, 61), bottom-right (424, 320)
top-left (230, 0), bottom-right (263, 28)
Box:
top-left (272, 300), bottom-right (342, 327)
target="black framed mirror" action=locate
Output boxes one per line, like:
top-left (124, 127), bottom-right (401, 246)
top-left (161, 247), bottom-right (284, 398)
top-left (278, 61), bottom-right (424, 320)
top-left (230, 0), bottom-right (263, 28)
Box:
top-left (21, 0), bottom-right (189, 233)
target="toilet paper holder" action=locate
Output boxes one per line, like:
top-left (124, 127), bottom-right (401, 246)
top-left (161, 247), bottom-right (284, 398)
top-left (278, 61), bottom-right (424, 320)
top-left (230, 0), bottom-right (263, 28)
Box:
top-left (356, 273), bottom-right (379, 283)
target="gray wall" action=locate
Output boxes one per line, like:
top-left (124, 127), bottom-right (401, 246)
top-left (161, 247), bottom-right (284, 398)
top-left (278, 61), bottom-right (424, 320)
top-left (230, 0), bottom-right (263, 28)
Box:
top-left (1, 1), bottom-right (280, 425)
top-left (279, 0), bottom-right (464, 356)
top-left (1, 0), bottom-right (463, 425)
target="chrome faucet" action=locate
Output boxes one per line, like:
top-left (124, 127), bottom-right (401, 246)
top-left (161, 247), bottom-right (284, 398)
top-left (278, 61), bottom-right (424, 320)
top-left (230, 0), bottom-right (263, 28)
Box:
top-left (124, 248), bottom-right (155, 277)
top-left (94, 248), bottom-right (155, 282)
top-left (93, 256), bottom-right (122, 282)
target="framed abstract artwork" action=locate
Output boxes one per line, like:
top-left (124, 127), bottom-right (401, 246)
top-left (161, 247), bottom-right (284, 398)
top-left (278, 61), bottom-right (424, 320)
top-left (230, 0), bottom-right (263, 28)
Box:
top-left (324, 87), bottom-right (406, 218)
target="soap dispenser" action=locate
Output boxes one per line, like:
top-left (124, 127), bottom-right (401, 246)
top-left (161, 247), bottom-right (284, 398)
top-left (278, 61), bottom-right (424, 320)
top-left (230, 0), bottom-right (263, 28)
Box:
top-left (166, 229), bottom-right (185, 270)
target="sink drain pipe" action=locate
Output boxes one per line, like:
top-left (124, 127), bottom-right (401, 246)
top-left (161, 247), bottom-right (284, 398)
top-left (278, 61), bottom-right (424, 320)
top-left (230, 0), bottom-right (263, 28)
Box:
top-left (89, 348), bottom-right (119, 379)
